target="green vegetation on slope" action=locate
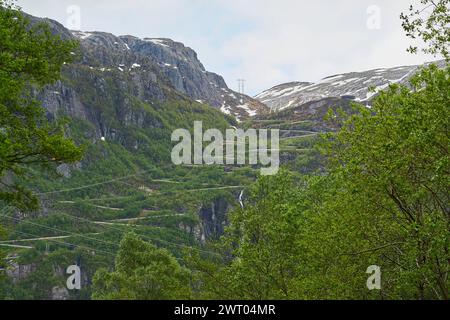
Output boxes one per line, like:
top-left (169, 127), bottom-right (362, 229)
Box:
top-left (1, 0), bottom-right (448, 301)
top-left (188, 65), bottom-right (449, 300)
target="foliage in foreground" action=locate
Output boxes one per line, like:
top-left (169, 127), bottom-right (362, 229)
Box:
top-left (401, 0), bottom-right (450, 59)
top-left (91, 65), bottom-right (448, 300)
top-left (0, 1), bottom-right (82, 210)
top-left (92, 233), bottom-right (192, 300)
top-left (188, 65), bottom-right (449, 300)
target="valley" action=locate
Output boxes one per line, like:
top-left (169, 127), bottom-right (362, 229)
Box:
top-left (0, 6), bottom-right (447, 301)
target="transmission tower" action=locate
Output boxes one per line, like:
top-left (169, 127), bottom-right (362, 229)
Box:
top-left (237, 79), bottom-right (246, 95)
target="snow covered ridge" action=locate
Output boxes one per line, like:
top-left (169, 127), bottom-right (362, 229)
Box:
top-left (255, 62), bottom-right (444, 112)
top-left (71, 31), bottom-right (171, 48)
top-left (71, 31), bottom-right (93, 40)
top-left (220, 103), bottom-right (257, 121)
top-left (219, 96), bottom-right (268, 122)
top-left (143, 38), bottom-right (170, 48)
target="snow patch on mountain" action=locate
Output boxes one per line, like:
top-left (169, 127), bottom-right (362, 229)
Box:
top-left (71, 31), bottom-right (93, 40)
top-left (143, 38), bottom-right (170, 48)
top-left (237, 103), bottom-right (258, 117)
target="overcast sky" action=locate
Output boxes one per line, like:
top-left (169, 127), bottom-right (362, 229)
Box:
top-left (16, 0), bottom-right (435, 95)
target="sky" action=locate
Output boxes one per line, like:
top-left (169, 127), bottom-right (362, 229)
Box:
top-left (16, 0), bottom-right (435, 96)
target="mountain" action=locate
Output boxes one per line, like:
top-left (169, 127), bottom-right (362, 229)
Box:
top-left (2, 12), bottom-right (442, 300)
top-left (70, 31), bottom-right (267, 121)
top-left (0, 14), bottom-right (264, 299)
top-left (248, 61), bottom-right (445, 175)
top-left (25, 15), bottom-right (267, 122)
top-left (254, 62), bottom-right (444, 112)
top-left (22, 14), bottom-right (253, 243)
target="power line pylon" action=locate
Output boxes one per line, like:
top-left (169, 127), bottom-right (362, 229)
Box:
top-left (237, 79), bottom-right (246, 95)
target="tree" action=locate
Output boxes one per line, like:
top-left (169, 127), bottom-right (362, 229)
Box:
top-left (92, 233), bottom-right (192, 300)
top-left (193, 64), bottom-right (449, 300)
top-left (319, 64), bottom-right (449, 299)
top-left (401, 0), bottom-right (450, 59)
top-left (0, 1), bottom-right (83, 211)
top-left (0, 222), bottom-right (6, 283)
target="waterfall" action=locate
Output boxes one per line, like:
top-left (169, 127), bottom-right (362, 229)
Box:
top-left (238, 190), bottom-right (244, 209)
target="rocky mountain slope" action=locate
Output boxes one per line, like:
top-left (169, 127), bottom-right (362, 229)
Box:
top-left (27, 14), bottom-right (267, 123)
top-left (70, 31), bottom-right (267, 121)
top-left (24, 14), bottom-right (245, 240)
top-left (255, 62), bottom-right (444, 112)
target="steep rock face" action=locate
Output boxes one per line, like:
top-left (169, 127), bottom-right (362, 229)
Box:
top-left (6, 262), bottom-right (37, 282)
top-left (69, 31), bottom-right (267, 121)
top-left (27, 15), bottom-right (172, 144)
top-left (255, 62), bottom-right (444, 112)
top-left (198, 197), bottom-right (232, 241)
top-left (51, 287), bottom-right (70, 300)
top-left (39, 65), bottom-right (168, 149)
top-left (120, 36), bottom-right (224, 98)
top-left (118, 35), bottom-right (268, 120)
top-left (178, 196), bottom-right (233, 243)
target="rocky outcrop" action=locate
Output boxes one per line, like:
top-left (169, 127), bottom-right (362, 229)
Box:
top-left (179, 196), bottom-right (234, 243)
top-left (51, 286), bottom-right (70, 300)
top-left (120, 35), bottom-right (268, 119)
top-left (198, 197), bottom-right (232, 241)
top-left (6, 262), bottom-right (36, 282)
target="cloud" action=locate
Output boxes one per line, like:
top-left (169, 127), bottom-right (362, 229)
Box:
top-left (213, 0), bottom-right (433, 94)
